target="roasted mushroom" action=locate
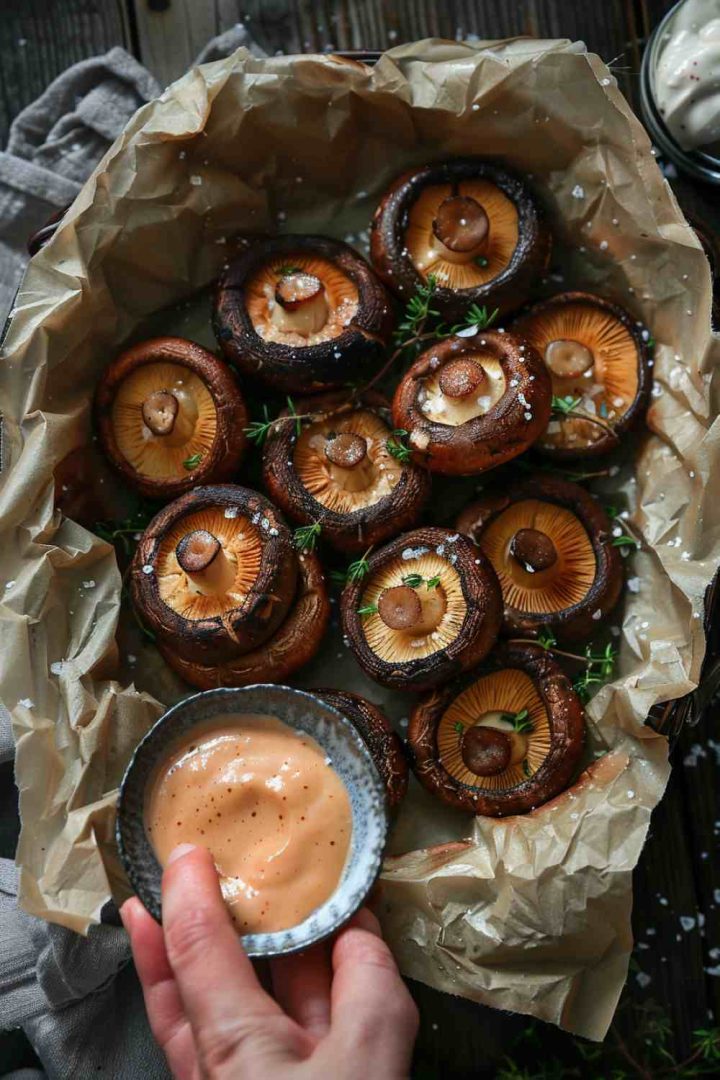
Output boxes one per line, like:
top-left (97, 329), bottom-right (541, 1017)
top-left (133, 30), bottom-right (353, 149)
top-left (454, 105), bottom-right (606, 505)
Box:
top-left (341, 527), bottom-right (502, 692)
top-left (314, 688), bottom-right (409, 810)
top-left (408, 642), bottom-right (585, 816)
top-left (213, 236), bottom-right (394, 393)
top-left (456, 474), bottom-right (623, 642)
top-left (371, 159), bottom-right (551, 320)
top-left (95, 337), bottom-right (248, 499)
top-left (391, 331), bottom-right (552, 475)
top-left (130, 484), bottom-right (328, 687)
top-left (262, 391), bottom-right (431, 552)
top-left (510, 292), bottom-right (652, 456)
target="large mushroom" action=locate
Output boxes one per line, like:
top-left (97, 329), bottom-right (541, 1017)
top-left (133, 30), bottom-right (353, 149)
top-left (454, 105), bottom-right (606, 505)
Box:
top-left (456, 473), bottom-right (623, 642)
top-left (213, 236), bottom-right (394, 394)
top-left (262, 391), bottom-right (431, 552)
top-left (314, 688), bottom-right (409, 811)
top-left (95, 337), bottom-right (248, 499)
top-left (371, 159), bottom-right (551, 320)
top-left (510, 291), bottom-right (652, 456)
top-left (391, 331), bottom-right (552, 475)
top-left (340, 527), bottom-right (502, 692)
top-left (408, 642), bottom-right (585, 816)
top-left (130, 484), bottom-right (329, 686)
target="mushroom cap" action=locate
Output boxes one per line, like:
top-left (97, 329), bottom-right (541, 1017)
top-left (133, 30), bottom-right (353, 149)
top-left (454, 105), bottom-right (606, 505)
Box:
top-left (262, 391), bottom-right (431, 553)
top-left (456, 473), bottom-right (623, 641)
top-left (341, 526), bottom-right (502, 691)
top-left (314, 688), bottom-right (409, 810)
top-left (130, 485), bottom-right (298, 665)
top-left (370, 159), bottom-right (551, 320)
top-left (156, 549), bottom-right (330, 689)
top-left (391, 331), bottom-right (552, 475)
top-left (407, 641), bottom-right (585, 816)
top-left (95, 337), bottom-right (248, 499)
top-left (213, 235), bottom-right (394, 394)
top-left (510, 291), bottom-right (652, 457)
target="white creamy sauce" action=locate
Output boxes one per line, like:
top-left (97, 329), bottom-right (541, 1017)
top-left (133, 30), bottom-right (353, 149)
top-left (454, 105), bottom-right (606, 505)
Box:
top-left (653, 0), bottom-right (720, 151)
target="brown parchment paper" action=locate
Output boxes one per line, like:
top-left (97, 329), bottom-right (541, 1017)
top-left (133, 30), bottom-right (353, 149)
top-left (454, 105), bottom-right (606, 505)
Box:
top-left (1, 38), bottom-right (719, 1041)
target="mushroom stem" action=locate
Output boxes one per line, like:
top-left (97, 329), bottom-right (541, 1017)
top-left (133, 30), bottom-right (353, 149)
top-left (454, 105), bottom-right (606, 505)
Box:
top-left (438, 358), bottom-right (486, 400)
top-left (271, 271), bottom-right (329, 336)
top-left (431, 195), bottom-right (490, 264)
top-left (460, 725), bottom-right (511, 776)
top-left (544, 339), bottom-right (594, 379)
top-left (473, 712), bottom-right (529, 766)
top-left (509, 528), bottom-right (558, 574)
top-left (141, 389), bottom-right (198, 445)
top-left (324, 431), bottom-right (376, 492)
top-left (377, 583), bottom-right (446, 635)
top-left (176, 529), bottom-right (237, 595)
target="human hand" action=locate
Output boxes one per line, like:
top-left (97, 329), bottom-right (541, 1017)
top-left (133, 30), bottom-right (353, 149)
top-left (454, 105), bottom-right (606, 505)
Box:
top-left (121, 844), bottom-right (419, 1080)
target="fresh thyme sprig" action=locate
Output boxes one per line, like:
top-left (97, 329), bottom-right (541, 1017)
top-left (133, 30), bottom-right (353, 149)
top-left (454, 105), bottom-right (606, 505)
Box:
top-left (604, 504), bottom-right (643, 551)
top-left (510, 635), bottom-right (619, 705)
top-left (501, 707), bottom-right (534, 734)
top-left (550, 394), bottom-right (618, 440)
top-left (94, 506), bottom-right (156, 557)
top-left (293, 522), bottom-right (321, 553)
top-left (386, 429), bottom-right (412, 463)
top-left (244, 398), bottom-right (318, 446)
top-left (393, 273), bottom-right (440, 347)
top-left (182, 451), bottom-right (203, 471)
top-left (330, 547), bottom-right (374, 587)
top-left (358, 602), bottom-right (378, 617)
top-left (436, 303), bottom-right (499, 338)
top-left (402, 573), bottom-right (441, 590)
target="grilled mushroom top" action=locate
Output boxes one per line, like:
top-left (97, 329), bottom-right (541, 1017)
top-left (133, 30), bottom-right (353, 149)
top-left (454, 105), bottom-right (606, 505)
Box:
top-left (408, 642), bottom-right (585, 816)
top-left (456, 473), bottom-right (623, 642)
top-left (95, 337), bottom-right (248, 499)
top-left (510, 292), bottom-right (652, 456)
top-left (130, 485), bottom-right (297, 666)
top-left (341, 526), bottom-right (502, 691)
top-left (314, 688), bottom-right (409, 810)
top-left (391, 331), bottom-right (552, 475)
top-left (371, 159), bottom-right (551, 320)
top-left (213, 235), bottom-right (394, 394)
top-left (262, 391), bottom-right (431, 552)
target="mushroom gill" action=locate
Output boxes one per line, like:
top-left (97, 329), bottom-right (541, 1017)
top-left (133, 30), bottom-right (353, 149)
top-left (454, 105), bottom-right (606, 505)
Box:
top-left (359, 552), bottom-right (465, 663)
top-left (406, 179), bottom-right (519, 290)
top-left (513, 298), bottom-right (641, 450)
top-left (111, 362), bottom-right (217, 478)
top-left (418, 352), bottom-right (507, 427)
top-left (155, 508), bottom-right (262, 620)
top-left (436, 668), bottom-right (551, 791)
top-left (478, 499), bottom-right (595, 614)
top-left (294, 409), bottom-right (403, 513)
top-left (244, 256), bottom-right (359, 347)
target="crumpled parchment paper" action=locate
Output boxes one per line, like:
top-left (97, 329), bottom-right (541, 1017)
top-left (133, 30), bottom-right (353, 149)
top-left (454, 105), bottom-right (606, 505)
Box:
top-left (1, 38), bottom-right (719, 1041)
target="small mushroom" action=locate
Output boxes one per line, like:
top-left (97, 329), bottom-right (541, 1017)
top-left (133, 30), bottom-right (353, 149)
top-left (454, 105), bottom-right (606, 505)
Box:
top-left (262, 391), bottom-right (431, 552)
top-left (391, 331), bottom-right (552, 475)
top-left (371, 159), bottom-right (551, 320)
top-left (510, 292), bottom-right (652, 457)
top-left (95, 337), bottom-right (248, 499)
top-left (456, 473), bottom-right (623, 641)
top-left (130, 484), bottom-right (299, 669)
top-left (156, 547), bottom-right (330, 690)
top-left (407, 642), bottom-right (585, 816)
top-left (314, 688), bottom-right (409, 810)
top-left (340, 527), bottom-right (502, 692)
top-left (213, 236), bottom-right (394, 394)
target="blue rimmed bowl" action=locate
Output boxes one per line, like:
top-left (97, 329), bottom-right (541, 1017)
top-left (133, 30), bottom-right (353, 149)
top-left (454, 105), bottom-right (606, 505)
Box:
top-left (116, 684), bottom-right (389, 957)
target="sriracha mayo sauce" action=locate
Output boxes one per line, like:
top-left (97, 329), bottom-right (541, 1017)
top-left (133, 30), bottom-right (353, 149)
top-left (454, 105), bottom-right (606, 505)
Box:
top-left (145, 714), bottom-right (352, 933)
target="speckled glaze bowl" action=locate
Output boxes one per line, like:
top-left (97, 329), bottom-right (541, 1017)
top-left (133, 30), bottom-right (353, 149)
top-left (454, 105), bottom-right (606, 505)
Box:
top-left (116, 684), bottom-right (389, 957)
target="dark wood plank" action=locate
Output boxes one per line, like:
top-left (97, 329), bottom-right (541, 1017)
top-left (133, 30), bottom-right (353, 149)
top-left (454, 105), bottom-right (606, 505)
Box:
top-left (0, 0), bottom-right (130, 148)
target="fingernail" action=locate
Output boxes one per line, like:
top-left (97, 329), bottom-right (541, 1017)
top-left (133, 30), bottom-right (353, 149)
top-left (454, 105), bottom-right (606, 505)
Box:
top-left (167, 842), bottom-right (198, 865)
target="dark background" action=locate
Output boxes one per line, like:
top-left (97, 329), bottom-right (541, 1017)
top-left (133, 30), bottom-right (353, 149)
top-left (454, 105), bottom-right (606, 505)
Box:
top-left (1, 2), bottom-right (719, 1077)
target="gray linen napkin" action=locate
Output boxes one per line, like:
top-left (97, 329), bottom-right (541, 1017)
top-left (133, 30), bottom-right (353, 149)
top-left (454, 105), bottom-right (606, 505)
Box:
top-left (0, 24), bottom-right (264, 1079)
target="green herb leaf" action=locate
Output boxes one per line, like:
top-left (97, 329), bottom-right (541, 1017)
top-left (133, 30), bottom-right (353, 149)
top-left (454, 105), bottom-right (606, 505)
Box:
top-left (453, 721), bottom-right (464, 734)
top-left (537, 628), bottom-right (558, 651)
top-left (386, 429), bottom-right (412, 464)
top-left (293, 522), bottom-right (321, 553)
top-left (522, 760), bottom-right (532, 778)
top-left (276, 264), bottom-right (302, 276)
top-left (426, 575), bottom-right (441, 590)
top-left (612, 534), bottom-right (640, 549)
top-left (501, 708), bottom-right (533, 734)
top-left (358, 603), bottom-right (378, 617)
top-left (286, 396), bottom-right (302, 437)
top-left (402, 573), bottom-right (424, 588)
top-left (182, 451), bottom-right (203, 471)
top-left (244, 404), bottom-right (273, 445)
top-left (551, 394), bottom-right (582, 417)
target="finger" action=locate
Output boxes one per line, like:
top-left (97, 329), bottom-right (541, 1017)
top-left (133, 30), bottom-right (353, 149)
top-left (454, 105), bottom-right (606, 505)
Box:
top-left (329, 912), bottom-right (419, 1073)
top-left (121, 898), bottom-right (198, 1080)
top-left (161, 844), bottom-right (308, 1071)
top-left (270, 942), bottom-right (332, 1039)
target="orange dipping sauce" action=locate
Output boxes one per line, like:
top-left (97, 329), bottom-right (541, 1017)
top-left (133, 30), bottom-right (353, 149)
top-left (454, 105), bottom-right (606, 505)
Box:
top-left (145, 714), bottom-right (352, 933)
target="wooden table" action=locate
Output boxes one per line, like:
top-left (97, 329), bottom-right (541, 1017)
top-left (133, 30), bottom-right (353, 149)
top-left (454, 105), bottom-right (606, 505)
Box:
top-left (2, 3), bottom-right (719, 1076)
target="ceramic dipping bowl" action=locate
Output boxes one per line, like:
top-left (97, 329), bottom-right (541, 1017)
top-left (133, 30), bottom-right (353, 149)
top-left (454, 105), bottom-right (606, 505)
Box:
top-left (116, 683), bottom-right (389, 957)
